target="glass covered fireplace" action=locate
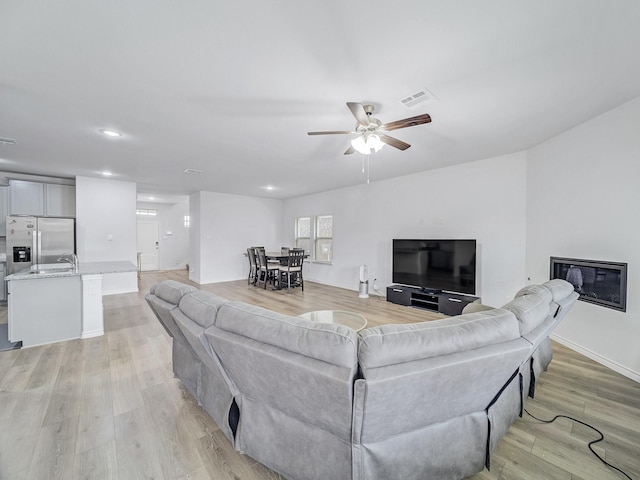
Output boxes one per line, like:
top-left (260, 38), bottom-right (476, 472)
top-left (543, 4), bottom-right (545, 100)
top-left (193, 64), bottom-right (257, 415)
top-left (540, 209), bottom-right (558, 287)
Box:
top-left (550, 257), bottom-right (627, 312)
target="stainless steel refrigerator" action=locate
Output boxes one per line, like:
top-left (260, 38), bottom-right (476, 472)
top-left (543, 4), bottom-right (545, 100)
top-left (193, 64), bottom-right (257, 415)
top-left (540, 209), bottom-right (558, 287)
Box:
top-left (6, 215), bottom-right (76, 275)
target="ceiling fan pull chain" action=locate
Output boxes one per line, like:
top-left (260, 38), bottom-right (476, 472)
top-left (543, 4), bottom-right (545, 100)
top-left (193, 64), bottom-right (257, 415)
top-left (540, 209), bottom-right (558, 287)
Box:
top-left (367, 155), bottom-right (370, 184)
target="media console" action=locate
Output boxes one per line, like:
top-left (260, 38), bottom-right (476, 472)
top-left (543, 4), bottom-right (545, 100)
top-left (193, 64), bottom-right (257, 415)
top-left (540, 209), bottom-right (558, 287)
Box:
top-left (386, 285), bottom-right (479, 316)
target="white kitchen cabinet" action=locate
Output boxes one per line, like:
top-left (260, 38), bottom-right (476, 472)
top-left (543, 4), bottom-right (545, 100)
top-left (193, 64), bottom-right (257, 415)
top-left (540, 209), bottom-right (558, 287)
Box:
top-left (6, 261), bottom-right (136, 346)
top-left (45, 184), bottom-right (76, 217)
top-left (0, 186), bottom-right (8, 234)
top-left (7, 275), bottom-right (82, 347)
top-left (9, 180), bottom-right (45, 216)
top-left (0, 263), bottom-right (6, 302)
top-left (8, 180), bottom-right (76, 217)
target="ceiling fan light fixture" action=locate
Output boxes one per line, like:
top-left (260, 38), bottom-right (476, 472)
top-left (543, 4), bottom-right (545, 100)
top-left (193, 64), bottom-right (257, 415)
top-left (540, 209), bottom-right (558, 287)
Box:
top-left (351, 134), bottom-right (384, 155)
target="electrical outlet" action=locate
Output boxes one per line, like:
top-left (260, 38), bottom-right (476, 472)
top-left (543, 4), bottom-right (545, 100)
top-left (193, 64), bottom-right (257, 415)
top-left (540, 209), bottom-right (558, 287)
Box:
top-left (373, 278), bottom-right (379, 292)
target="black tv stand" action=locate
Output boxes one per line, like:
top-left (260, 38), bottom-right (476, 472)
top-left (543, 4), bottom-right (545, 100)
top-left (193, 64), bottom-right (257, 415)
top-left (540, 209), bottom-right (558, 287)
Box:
top-left (386, 285), bottom-right (479, 316)
top-left (420, 288), bottom-right (442, 295)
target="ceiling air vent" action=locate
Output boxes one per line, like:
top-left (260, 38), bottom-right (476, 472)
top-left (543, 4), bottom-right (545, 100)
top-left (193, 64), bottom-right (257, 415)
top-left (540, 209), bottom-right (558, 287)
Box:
top-left (184, 168), bottom-right (204, 174)
top-left (400, 88), bottom-right (438, 109)
top-left (0, 137), bottom-right (17, 145)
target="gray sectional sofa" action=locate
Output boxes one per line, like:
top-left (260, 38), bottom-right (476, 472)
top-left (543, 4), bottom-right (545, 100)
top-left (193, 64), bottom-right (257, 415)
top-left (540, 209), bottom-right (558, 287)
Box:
top-left (145, 279), bottom-right (578, 480)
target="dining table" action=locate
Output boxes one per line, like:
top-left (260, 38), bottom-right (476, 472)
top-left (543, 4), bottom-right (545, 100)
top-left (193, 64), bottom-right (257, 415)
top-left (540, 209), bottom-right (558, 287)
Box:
top-left (244, 250), bottom-right (309, 290)
top-left (265, 251), bottom-right (291, 261)
top-left (243, 251), bottom-right (309, 261)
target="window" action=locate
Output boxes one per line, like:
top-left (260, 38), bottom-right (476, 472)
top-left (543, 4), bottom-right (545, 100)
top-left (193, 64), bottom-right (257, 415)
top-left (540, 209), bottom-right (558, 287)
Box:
top-left (315, 215), bottom-right (333, 262)
top-left (295, 217), bottom-right (311, 254)
top-left (295, 215), bottom-right (333, 262)
top-left (136, 208), bottom-right (157, 216)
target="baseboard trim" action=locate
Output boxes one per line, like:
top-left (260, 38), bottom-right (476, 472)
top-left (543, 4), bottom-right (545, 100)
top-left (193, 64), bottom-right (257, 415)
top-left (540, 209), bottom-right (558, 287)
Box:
top-left (304, 277), bottom-right (385, 298)
top-left (102, 289), bottom-right (138, 297)
top-left (81, 329), bottom-right (104, 339)
top-left (103, 287), bottom-right (138, 296)
top-left (550, 333), bottom-right (640, 383)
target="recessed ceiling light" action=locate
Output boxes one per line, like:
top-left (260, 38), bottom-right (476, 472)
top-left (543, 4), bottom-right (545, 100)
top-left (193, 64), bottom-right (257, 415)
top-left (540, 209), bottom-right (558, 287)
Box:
top-left (100, 129), bottom-right (122, 137)
top-left (101, 171), bottom-right (113, 176)
top-left (184, 168), bottom-right (205, 174)
top-left (263, 185), bottom-right (276, 191)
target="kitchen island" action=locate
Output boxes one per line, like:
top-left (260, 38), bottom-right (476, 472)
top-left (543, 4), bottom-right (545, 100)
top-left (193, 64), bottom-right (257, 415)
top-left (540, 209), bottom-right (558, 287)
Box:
top-left (5, 261), bottom-right (137, 347)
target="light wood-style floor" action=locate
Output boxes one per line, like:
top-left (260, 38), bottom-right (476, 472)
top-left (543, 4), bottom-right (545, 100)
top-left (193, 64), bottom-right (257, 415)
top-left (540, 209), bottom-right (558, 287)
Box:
top-left (0, 270), bottom-right (638, 480)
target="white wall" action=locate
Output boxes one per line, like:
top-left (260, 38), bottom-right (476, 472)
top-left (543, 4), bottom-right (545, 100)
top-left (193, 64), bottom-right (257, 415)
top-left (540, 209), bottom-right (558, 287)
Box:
top-left (527, 96), bottom-right (640, 381)
top-left (189, 191), bottom-right (284, 284)
top-left (137, 197), bottom-right (190, 270)
top-left (282, 152), bottom-right (528, 307)
top-left (76, 176), bottom-right (138, 294)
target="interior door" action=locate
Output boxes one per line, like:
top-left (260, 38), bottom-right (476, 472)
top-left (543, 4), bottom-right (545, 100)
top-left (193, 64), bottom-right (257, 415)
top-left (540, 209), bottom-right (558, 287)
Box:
top-left (137, 219), bottom-right (159, 271)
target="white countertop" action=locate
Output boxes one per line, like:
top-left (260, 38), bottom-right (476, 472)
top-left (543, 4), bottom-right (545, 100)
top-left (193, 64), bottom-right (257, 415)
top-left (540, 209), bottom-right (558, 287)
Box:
top-left (6, 261), bottom-right (138, 281)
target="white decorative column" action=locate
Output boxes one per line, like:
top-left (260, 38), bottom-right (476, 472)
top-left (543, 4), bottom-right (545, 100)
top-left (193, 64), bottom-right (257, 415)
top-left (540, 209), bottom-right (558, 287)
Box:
top-left (81, 274), bottom-right (104, 338)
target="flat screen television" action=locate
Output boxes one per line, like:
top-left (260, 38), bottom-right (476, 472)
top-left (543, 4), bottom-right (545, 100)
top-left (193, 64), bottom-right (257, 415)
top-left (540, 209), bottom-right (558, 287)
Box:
top-left (392, 239), bottom-right (477, 294)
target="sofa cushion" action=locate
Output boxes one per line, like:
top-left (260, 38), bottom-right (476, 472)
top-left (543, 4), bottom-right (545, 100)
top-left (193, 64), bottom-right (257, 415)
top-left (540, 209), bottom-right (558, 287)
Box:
top-left (145, 281), bottom-right (195, 341)
top-left (502, 292), bottom-right (550, 336)
top-left (542, 279), bottom-right (575, 302)
top-left (214, 301), bottom-right (358, 368)
top-left (358, 309), bottom-right (521, 369)
top-left (514, 284), bottom-right (553, 303)
top-left (153, 280), bottom-right (196, 305)
top-left (209, 301), bottom-right (358, 479)
top-left (178, 290), bottom-right (228, 329)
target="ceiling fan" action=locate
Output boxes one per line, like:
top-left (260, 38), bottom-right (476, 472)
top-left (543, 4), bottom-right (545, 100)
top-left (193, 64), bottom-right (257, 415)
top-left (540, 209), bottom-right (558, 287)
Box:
top-left (307, 102), bottom-right (432, 155)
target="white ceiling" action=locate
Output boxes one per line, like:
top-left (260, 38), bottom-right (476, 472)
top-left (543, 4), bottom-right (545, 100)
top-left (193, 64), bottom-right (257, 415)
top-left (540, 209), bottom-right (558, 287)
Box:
top-left (2, 1), bottom-right (640, 200)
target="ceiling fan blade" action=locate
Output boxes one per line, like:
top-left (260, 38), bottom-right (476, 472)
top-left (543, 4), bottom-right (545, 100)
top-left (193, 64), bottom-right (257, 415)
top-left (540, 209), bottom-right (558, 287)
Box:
top-left (346, 102), bottom-right (370, 127)
top-left (382, 113), bottom-right (432, 132)
top-left (344, 145), bottom-right (355, 155)
top-left (380, 135), bottom-right (411, 151)
top-left (307, 130), bottom-right (352, 135)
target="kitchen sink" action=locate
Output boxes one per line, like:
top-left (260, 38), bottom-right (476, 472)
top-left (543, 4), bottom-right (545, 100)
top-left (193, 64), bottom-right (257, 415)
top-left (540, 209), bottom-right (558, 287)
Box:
top-left (29, 268), bottom-right (75, 274)
top-left (29, 263), bottom-right (76, 274)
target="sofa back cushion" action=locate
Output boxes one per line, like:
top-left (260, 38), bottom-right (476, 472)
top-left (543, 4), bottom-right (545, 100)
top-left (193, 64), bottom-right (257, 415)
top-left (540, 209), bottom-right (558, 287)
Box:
top-left (514, 284), bottom-right (553, 303)
top-left (206, 302), bottom-right (358, 434)
top-left (178, 290), bottom-right (228, 329)
top-left (359, 308), bottom-right (521, 371)
top-left (152, 280), bottom-right (196, 305)
top-left (213, 301), bottom-right (358, 368)
top-left (205, 302), bottom-right (359, 477)
top-left (146, 280), bottom-right (196, 339)
top-left (502, 292), bottom-right (550, 336)
top-left (542, 279), bottom-right (575, 302)
top-left (523, 288), bottom-right (579, 346)
top-left (354, 310), bottom-right (531, 449)
top-left (514, 279), bottom-right (576, 318)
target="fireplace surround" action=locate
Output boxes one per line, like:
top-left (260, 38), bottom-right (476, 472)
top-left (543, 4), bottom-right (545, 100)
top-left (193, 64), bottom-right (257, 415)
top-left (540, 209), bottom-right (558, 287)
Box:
top-left (550, 257), bottom-right (627, 312)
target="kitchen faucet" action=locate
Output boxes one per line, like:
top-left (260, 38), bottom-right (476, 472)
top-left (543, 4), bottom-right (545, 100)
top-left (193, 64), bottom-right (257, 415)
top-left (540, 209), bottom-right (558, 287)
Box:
top-left (57, 253), bottom-right (79, 270)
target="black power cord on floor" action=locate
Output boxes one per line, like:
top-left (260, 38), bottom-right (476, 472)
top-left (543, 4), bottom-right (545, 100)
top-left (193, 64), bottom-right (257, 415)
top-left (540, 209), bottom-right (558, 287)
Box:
top-left (524, 408), bottom-right (634, 480)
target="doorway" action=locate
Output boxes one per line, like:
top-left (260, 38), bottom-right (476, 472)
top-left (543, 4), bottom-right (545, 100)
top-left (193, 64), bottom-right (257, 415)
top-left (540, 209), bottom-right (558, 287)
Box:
top-left (137, 219), bottom-right (159, 271)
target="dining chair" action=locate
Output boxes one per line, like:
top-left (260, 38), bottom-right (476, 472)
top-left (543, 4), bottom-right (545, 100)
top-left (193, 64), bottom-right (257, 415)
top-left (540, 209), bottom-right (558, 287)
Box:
top-left (247, 247), bottom-right (259, 285)
top-left (256, 247), bottom-right (280, 289)
top-left (279, 248), bottom-right (304, 292)
top-left (279, 247), bottom-right (290, 267)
